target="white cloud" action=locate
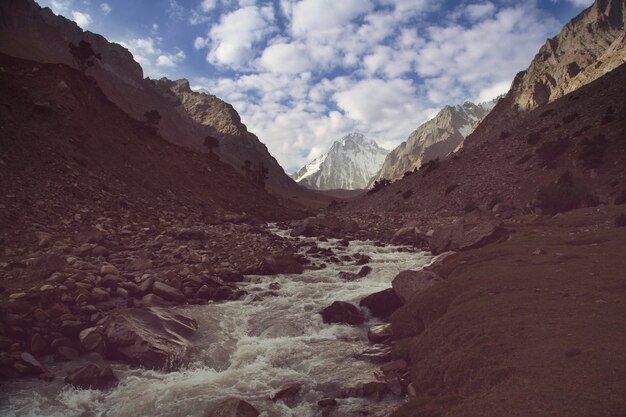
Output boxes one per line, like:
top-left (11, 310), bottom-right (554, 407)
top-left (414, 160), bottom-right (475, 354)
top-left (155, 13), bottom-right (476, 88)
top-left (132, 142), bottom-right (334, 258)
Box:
top-left (259, 42), bottom-right (313, 73)
top-left (156, 49), bottom-right (186, 67)
top-left (71, 10), bottom-right (92, 28)
top-left (100, 3), bottom-right (111, 15)
top-left (46, 0), bottom-right (72, 14)
top-left (184, 0), bottom-right (568, 172)
top-left (206, 6), bottom-right (275, 68)
top-left (476, 80), bottom-right (511, 103)
top-left (119, 37), bottom-right (186, 77)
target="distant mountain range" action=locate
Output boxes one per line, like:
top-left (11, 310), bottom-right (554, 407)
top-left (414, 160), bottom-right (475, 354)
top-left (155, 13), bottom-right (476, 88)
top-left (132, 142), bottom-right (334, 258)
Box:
top-left (291, 133), bottom-right (389, 190)
top-left (370, 99), bottom-right (498, 185)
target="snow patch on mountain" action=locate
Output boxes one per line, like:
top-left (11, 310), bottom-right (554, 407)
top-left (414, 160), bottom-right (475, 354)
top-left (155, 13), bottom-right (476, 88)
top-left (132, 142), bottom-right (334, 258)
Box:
top-left (292, 133), bottom-right (389, 190)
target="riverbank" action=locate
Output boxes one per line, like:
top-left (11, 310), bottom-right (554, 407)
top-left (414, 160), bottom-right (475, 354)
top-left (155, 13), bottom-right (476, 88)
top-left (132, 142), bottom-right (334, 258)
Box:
top-left (389, 205), bottom-right (626, 417)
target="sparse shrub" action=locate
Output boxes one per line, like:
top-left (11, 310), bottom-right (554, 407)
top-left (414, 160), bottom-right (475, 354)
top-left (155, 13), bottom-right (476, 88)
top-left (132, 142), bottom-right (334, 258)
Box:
top-left (578, 134), bottom-right (608, 169)
top-left (420, 158), bottom-right (440, 175)
top-left (573, 125), bottom-right (593, 138)
top-left (615, 188), bottom-right (626, 205)
top-left (69, 40), bottom-right (102, 72)
top-left (403, 170), bottom-right (415, 178)
top-left (527, 131), bottom-right (542, 145)
top-left (367, 178), bottom-right (390, 195)
top-left (203, 135), bottom-right (219, 153)
top-left (562, 112), bottom-right (579, 124)
top-left (536, 136), bottom-right (570, 167)
top-left (539, 109), bottom-right (556, 118)
top-left (402, 189), bottom-right (413, 199)
top-left (615, 213), bottom-right (626, 227)
top-left (444, 183), bottom-right (458, 195)
top-left (515, 154), bottom-right (533, 165)
top-left (536, 171), bottom-right (587, 214)
top-left (144, 109), bottom-right (162, 126)
top-left (500, 131), bottom-right (511, 139)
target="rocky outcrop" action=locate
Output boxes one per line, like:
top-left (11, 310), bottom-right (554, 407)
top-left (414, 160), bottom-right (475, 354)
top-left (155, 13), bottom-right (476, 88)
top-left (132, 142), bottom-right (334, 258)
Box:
top-left (292, 133), bottom-right (389, 190)
top-left (371, 100), bottom-right (496, 184)
top-left (102, 307), bottom-right (198, 370)
top-left (507, 0), bottom-right (626, 112)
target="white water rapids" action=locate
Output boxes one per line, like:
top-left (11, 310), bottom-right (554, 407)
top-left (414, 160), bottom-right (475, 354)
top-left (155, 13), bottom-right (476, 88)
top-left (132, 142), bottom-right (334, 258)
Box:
top-left (0, 226), bottom-right (431, 417)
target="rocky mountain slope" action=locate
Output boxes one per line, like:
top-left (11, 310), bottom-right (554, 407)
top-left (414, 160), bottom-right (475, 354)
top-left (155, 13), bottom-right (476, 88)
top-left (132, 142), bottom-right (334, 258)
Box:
top-left (292, 133), bottom-right (389, 190)
top-left (371, 100), bottom-right (496, 184)
top-left (506, 0), bottom-right (625, 113)
top-left (0, 52), bottom-right (304, 236)
top-left (0, 0), bottom-right (305, 198)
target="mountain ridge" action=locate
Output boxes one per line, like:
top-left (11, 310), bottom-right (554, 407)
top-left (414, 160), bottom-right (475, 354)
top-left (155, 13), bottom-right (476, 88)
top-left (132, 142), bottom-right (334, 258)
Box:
top-left (370, 99), bottom-right (497, 185)
top-left (292, 133), bottom-right (389, 190)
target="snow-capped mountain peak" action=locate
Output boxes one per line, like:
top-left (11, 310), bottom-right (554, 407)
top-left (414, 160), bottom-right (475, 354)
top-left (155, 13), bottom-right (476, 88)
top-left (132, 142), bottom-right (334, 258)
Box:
top-left (292, 133), bottom-right (389, 190)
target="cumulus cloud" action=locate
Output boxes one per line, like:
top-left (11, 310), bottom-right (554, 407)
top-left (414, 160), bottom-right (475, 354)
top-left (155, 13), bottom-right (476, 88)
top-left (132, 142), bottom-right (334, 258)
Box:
top-left (71, 10), bottom-right (92, 28)
top-left (259, 42), bottom-right (313, 73)
top-left (184, 0), bottom-right (575, 172)
top-left (562, 0), bottom-right (594, 7)
top-left (205, 6), bottom-right (275, 68)
top-left (119, 37), bottom-right (186, 78)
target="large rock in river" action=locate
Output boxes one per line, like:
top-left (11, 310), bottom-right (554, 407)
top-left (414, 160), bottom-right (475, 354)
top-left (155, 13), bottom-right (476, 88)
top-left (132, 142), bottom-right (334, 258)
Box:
top-left (320, 301), bottom-right (364, 325)
top-left (103, 307), bottom-right (197, 370)
top-left (392, 270), bottom-right (442, 304)
top-left (205, 397), bottom-right (259, 417)
top-left (359, 288), bottom-right (402, 319)
top-left (64, 364), bottom-right (119, 390)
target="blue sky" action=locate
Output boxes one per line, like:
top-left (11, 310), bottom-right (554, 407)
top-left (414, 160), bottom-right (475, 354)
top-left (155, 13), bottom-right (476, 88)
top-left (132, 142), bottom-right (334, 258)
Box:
top-left (38, 0), bottom-right (593, 173)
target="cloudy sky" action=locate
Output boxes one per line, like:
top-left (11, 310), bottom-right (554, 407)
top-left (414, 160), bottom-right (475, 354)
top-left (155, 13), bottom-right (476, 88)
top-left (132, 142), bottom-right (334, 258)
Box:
top-left (38, 0), bottom-right (593, 173)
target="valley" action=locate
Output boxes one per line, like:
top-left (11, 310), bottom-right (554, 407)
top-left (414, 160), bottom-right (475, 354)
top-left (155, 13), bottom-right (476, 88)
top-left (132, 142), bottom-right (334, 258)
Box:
top-left (0, 0), bottom-right (625, 417)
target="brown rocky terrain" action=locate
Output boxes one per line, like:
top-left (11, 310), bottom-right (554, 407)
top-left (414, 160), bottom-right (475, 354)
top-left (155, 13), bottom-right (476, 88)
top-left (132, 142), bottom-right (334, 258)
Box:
top-left (0, 52), bottom-right (315, 376)
top-left (388, 205), bottom-right (626, 417)
top-left (0, 0), bottom-right (321, 205)
top-left (344, 62), bottom-right (626, 236)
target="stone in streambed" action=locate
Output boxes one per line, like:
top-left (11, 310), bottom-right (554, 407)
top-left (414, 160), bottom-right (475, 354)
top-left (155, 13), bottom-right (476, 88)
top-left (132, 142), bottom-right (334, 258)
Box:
top-left (205, 397), bottom-right (259, 417)
top-left (359, 288), bottom-right (402, 319)
top-left (103, 307), bottom-right (197, 370)
top-left (320, 301), bottom-right (364, 325)
top-left (64, 364), bottom-right (119, 390)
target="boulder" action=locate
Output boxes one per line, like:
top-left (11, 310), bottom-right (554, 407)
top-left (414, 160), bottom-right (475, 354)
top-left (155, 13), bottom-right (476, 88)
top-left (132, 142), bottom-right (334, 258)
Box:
top-left (257, 255), bottom-right (304, 275)
top-left (368, 323), bottom-right (393, 343)
top-left (320, 301), bottom-right (364, 325)
top-left (30, 254), bottom-right (66, 279)
top-left (271, 382), bottom-right (303, 402)
top-left (430, 217), bottom-right (505, 255)
top-left (205, 398), bottom-right (259, 417)
top-left (103, 307), bottom-right (198, 370)
top-left (153, 281), bottom-right (186, 303)
top-left (359, 288), bottom-right (402, 318)
top-left (392, 270), bottom-right (442, 304)
top-left (79, 326), bottom-right (106, 354)
top-left (357, 265), bottom-right (372, 277)
top-left (99, 264), bottom-right (119, 276)
top-left (64, 364), bottom-right (118, 390)
top-left (391, 227), bottom-right (428, 247)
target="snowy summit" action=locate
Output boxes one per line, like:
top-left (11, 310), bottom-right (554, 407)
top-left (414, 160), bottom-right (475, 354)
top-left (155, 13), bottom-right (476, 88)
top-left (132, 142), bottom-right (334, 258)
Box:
top-left (291, 133), bottom-right (389, 190)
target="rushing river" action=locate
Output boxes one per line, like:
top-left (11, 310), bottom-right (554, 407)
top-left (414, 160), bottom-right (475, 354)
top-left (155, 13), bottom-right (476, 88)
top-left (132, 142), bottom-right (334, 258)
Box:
top-left (0, 226), bottom-right (431, 417)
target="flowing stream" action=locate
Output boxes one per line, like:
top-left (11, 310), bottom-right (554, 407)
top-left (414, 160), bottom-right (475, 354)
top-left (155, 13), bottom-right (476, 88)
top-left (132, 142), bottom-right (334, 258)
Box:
top-left (0, 225), bottom-right (431, 417)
